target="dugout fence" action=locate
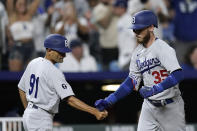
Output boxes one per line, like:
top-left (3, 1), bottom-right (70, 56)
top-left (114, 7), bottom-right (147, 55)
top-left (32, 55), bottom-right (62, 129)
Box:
top-left (0, 117), bottom-right (23, 131)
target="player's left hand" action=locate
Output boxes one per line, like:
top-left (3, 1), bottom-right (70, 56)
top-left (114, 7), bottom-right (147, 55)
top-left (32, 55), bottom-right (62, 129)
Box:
top-left (139, 84), bottom-right (164, 98)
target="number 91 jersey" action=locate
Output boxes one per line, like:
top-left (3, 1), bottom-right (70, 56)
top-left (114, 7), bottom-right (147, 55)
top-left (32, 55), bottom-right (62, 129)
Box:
top-left (129, 39), bottom-right (181, 100)
top-left (18, 57), bottom-right (75, 114)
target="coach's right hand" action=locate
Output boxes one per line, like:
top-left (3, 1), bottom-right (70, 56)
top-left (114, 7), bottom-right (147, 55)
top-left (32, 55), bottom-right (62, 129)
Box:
top-left (94, 109), bottom-right (108, 120)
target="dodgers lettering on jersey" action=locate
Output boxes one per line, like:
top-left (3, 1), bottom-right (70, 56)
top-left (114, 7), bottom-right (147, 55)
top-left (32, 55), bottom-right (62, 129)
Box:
top-left (129, 39), bottom-right (181, 100)
top-left (136, 57), bottom-right (161, 74)
top-left (18, 57), bottom-right (75, 114)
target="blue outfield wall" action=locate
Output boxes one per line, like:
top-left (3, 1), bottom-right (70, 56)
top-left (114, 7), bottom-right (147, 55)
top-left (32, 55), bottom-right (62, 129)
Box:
top-left (0, 71), bottom-right (128, 81)
top-left (0, 69), bottom-right (197, 81)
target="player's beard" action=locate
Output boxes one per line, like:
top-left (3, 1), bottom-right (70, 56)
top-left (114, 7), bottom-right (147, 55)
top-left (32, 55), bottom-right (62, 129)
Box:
top-left (138, 31), bottom-right (150, 46)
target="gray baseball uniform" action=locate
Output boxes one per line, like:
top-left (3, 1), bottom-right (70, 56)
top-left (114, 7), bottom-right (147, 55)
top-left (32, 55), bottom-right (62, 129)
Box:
top-left (129, 39), bottom-right (186, 131)
top-left (18, 57), bottom-right (74, 131)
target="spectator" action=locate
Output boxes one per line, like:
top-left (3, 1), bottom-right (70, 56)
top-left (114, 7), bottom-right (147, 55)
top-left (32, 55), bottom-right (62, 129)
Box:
top-left (0, 1), bottom-right (9, 70)
top-left (50, 0), bottom-right (90, 30)
top-left (113, 0), bottom-right (137, 71)
top-left (160, 14), bottom-right (175, 44)
top-left (54, 1), bottom-right (90, 56)
top-left (85, 0), bottom-right (102, 67)
top-left (171, 0), bottom-right (197, 63)
top-left (91, 0), bottom-right (119, 71)
top-left (182, 45), bottom-right (197, 70)
top-left (73, 0), bottom-right (90, 18)
top-left (59, 39), bottom-right (98, 72)
top-left (160, 0), bottom-right (175, 44)
top-left (6, 0), bottom-right (40, 71)
top-left (32, 5), bottom-right (54, 57)
top-left (54, 2), bottom-right (88, 40)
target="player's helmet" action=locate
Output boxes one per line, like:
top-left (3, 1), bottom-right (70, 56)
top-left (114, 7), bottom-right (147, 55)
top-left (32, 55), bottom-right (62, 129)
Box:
top-left (130, 10), bottom-right (158, 30)
top-left (44, 34), bottom-right (71, 53)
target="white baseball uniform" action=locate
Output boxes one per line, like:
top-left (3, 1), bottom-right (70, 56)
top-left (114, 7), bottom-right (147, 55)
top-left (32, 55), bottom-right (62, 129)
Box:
top-left (129, 38), bottom-right (186, 131)
top-left (18, 57), bottom-right (74, 131)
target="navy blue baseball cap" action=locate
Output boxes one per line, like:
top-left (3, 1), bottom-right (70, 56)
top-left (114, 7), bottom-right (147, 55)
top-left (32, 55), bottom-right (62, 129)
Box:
top-left (130, 10), bottom-right (158, 30)
top-left (113, 0), bottom-right (128, 8)
top-left (44, 34), bottom-right (72, 53)
top-left (69, 39), bottom-right (82, 49)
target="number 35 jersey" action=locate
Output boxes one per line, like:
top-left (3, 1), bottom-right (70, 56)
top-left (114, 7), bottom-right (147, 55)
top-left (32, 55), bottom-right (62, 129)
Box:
top-left (129, 39), bottom-right (182, 100)
top-left (18, 57), bottom-right (75, 114)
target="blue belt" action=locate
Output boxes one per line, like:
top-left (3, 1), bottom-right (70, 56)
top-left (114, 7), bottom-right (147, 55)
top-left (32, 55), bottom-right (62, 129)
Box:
top-left (32, 104), bottom-right (38, 109)
top-left (28, 102), bottom-right (38, 109)
top-left (28, 102), bottom-right (55, 116)
top-left (148, 98), bottom-right (174, 107)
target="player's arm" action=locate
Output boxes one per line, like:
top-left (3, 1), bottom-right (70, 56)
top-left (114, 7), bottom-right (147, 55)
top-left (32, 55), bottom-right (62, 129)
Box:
top-left (66, 96), bottom-right (108, 120)
top-left (95, 76), bottom-right (135, 111)
top-left (140, 69), bottom-right (184, 98)
top-left (18, 89), bottom-right (28, 109)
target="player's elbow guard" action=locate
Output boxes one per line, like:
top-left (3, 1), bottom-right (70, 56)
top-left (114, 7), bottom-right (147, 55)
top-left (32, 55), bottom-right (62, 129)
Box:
top-left (105, 76), bottom-right (134, 105)
top-left (173, 69), bottom-right (184, 83)
top-left (159, 69), bottom-right (184, 90)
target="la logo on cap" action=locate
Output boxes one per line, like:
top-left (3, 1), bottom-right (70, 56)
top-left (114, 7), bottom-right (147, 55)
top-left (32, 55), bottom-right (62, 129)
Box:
top-left (65, 40), bottom-right (68, 47)
top-left (132, 17), bottom-right (135, 24)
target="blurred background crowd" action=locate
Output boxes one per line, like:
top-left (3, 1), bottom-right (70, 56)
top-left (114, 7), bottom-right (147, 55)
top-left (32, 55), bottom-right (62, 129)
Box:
top-left (0, 0), bottom-right (197, 73)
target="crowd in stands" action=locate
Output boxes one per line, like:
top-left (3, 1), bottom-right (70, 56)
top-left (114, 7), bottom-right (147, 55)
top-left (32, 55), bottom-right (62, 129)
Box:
top-left (0, 0), bottom-right (197, 72)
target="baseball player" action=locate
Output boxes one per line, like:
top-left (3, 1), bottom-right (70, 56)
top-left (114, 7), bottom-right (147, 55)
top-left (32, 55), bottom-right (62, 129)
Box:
top-left (18, 34), bottom-right (108, 131)
top-left (95, 10), bottom-right (186, 131)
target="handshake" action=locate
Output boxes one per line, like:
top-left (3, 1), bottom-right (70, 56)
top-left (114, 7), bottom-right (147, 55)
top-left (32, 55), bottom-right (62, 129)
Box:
top-left (93, 99), bottom-right (110, 120)
top-left (94, 83), bottom-right (164, 114)
top-left (93, 82), bottom-right (165, 120)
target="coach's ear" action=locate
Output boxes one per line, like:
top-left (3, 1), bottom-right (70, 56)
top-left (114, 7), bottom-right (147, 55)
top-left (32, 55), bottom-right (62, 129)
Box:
top-left (148, 25), bottom-right (154, 32)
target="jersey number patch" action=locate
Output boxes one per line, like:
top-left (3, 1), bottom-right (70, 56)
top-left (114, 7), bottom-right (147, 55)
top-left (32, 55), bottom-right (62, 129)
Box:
top-left (29, 74), bottom-right (39, 98)
top-left (152, 69), bottom-right (168, 84)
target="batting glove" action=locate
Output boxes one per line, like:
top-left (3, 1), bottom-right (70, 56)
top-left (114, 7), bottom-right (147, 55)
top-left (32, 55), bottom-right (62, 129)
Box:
top-left (95, 99), bottom-right (111, 111)
top-left (139, 84), bottom-right (164, 98)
